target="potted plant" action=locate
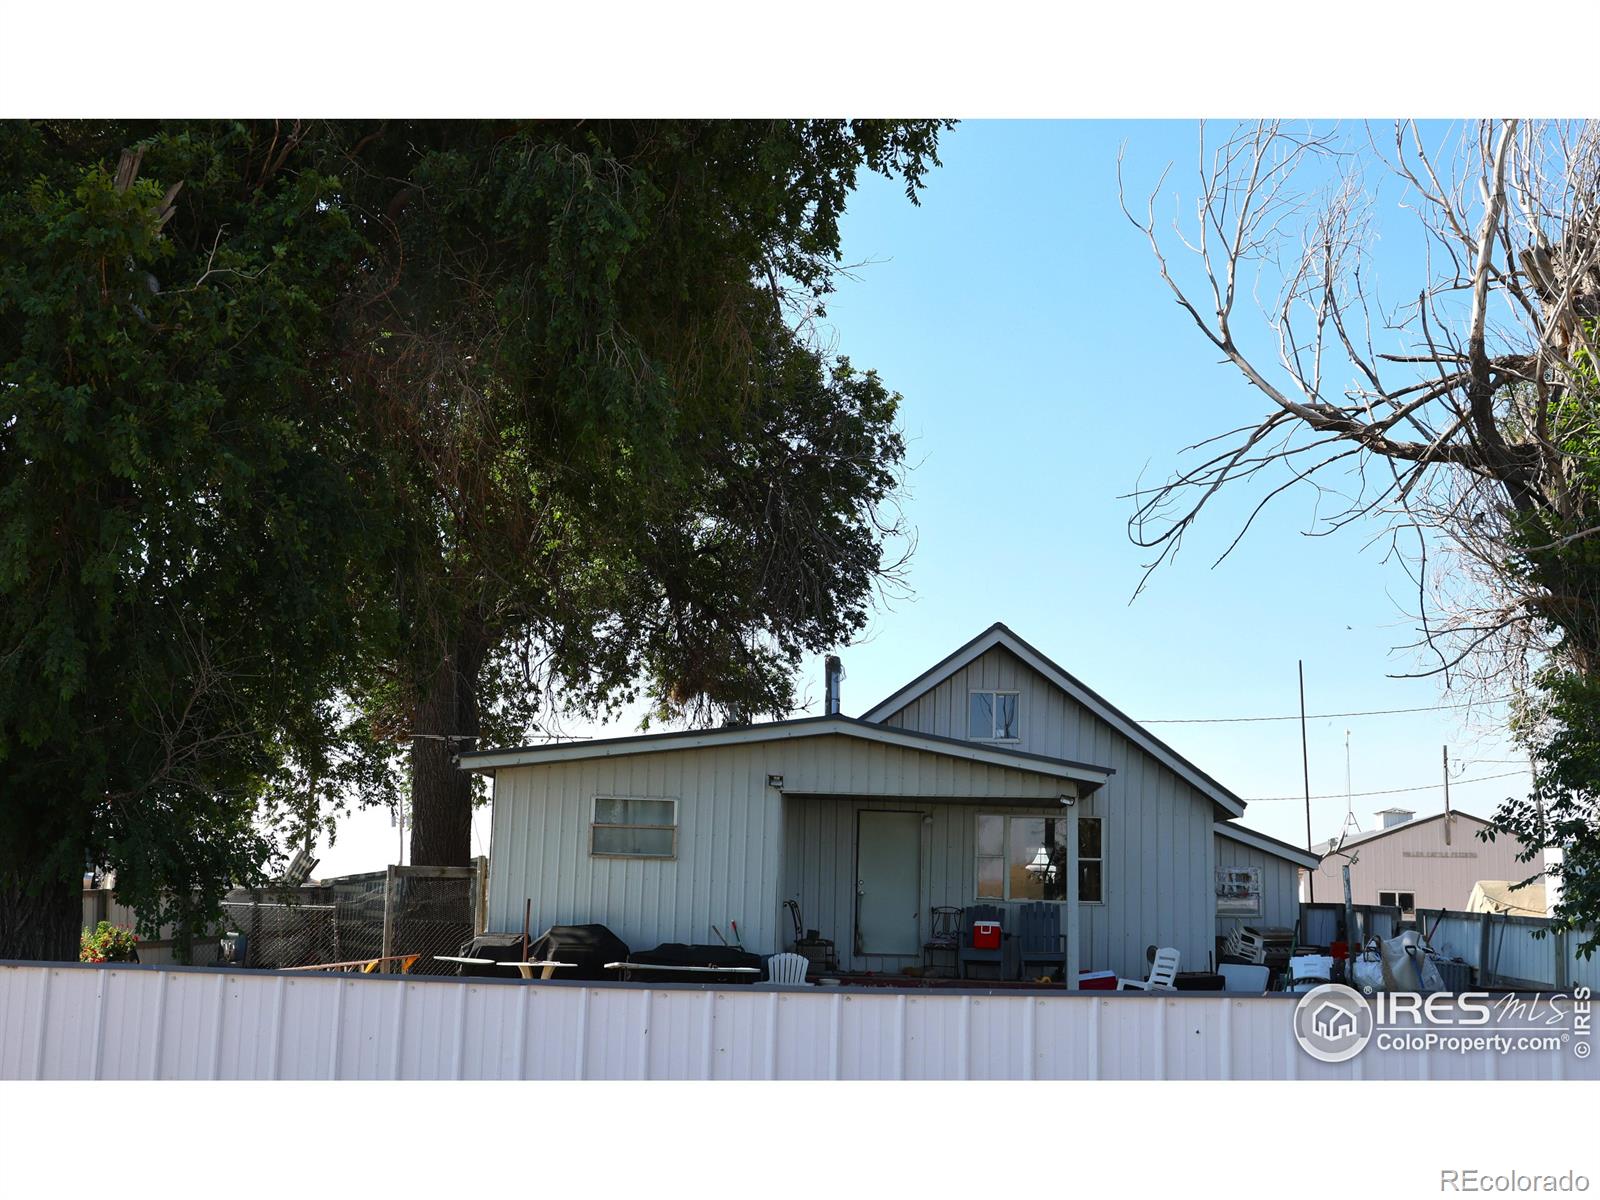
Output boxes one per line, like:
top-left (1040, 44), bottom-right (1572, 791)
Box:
top-left (80, 921), bottom-right (141, 964)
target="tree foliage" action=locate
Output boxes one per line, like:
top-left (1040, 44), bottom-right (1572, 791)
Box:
top-left (1, 119), bottom-right (947, 955)
top-left (310, 120), bottom-right (943, 865)
top-left (1, 121), bottom-right (399, 958)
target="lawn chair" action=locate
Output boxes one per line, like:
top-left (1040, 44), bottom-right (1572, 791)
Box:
top-left (766, 952), bottom-right (811, 985)
top-left (1016, 901), bottom-right (1068, 981)
top-left (958, 904), bottom-right (1007, 980)
top-left (1117, 946), bottom-right (1180, 991)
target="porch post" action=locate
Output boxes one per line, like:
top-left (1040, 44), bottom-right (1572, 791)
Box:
top-left (1064, 795), bottom-right (1080, 988)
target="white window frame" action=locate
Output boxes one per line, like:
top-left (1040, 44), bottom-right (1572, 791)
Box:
top-left (1077, 815), bottom-right (1104, 905)
top-left (589, 795), bottom-right (678, 860)
top-left (1378, 890), bottom-right (1416, 914)
top-left (973, 812), bottom-right (1103, 905)
top-left (967, 689), bottom-right (1021, 742)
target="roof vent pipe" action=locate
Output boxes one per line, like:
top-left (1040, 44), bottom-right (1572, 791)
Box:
top-left (824, 655), bottom-right (843, 716)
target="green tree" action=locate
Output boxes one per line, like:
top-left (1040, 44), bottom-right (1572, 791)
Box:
top-left (1, 120), bottom-right (947, 957)
top-left (318, 120), bottom-right (945, 866)
top-left (0, 122), bottom-right (399, 960)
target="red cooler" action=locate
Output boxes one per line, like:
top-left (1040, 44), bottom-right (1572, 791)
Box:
top-left (972, 921), bottom-right (1002, 950)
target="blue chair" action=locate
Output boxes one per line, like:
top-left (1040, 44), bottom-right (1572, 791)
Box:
top-left (1016, 902), bottom-right (1069, 981)
top-left (958, 904), bottom-right (1007, 979)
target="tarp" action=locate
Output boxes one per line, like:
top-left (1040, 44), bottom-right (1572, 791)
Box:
top-left (527, 924), bottom-right (632, 980)
top-left (1467, 880), bottom-right (1547, 917)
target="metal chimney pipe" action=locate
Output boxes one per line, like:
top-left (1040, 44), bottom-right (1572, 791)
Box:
top-left (824, 655), bottom-right (842, 715)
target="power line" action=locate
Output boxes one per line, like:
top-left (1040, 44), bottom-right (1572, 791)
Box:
top-left (1140, 696), bottom-right (1513, 725)
top-left (1245, 768), bottom-right (1528, 803)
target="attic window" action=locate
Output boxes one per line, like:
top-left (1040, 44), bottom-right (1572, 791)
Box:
top-left (591, 796), bottom-right (677, 859)
top-left (968, 690), bottom-right (1020, 740)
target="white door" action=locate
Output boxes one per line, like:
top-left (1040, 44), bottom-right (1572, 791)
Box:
top-left (856, 811), bottom-right (922, 956)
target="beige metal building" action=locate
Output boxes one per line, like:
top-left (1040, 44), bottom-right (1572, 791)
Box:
top-left (1302, 808), bottom-right (1546, 918)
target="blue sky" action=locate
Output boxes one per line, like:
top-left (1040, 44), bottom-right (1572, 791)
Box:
top-left (314, 119), bottom-right (1530, 875)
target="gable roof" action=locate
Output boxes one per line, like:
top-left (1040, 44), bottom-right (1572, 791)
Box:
top-left (1313, 809), bottom-right (1490, 859)
top-left (860, 622), bottom-right (1247, 818)
top-left (1214, 820), bottom-right (1321, 870)
top-left (459, 713), bottom-right (1115, 792)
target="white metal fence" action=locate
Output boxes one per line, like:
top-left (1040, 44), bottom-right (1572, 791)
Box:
top-left (3, 962), bottom-right (1595, 1080)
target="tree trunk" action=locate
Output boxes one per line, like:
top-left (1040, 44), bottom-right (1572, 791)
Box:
top-left (0, 869), bottom-right (82, 961)
top-left (408, 632), bottom-right (486, 867)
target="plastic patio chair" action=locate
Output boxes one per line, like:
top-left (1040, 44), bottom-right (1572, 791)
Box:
top-left (1117, 946), bottom-right (1180, 991)
top-left (766, 952), bottom-right (812, 985)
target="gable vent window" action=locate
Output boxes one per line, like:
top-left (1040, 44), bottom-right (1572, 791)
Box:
top-left (591, 797), bottom-right (677, 859)
top-left (968, 690), bottom-right (1020, 741)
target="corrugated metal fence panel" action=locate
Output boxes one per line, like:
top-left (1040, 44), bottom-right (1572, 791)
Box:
top-left (4, 963), bottom-right (1595, 1081)
top-left (1427, 912), bottom-right (1598, 990)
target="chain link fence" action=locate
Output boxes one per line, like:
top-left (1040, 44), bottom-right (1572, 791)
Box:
top-left (385, 871), bottom-right (478, 976)
top-left (218, 860), bottom-right (484, 973)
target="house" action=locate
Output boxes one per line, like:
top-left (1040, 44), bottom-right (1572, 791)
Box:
top-left (461, 622), bottom-right (1315, 981)
top-left (1303, 807), bottom-right (1546, 919)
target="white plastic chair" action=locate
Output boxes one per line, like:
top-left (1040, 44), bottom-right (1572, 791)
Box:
top-left (1117, 947), bottom-right (1180, 991)
top-left (766, 952), bottom-right (811, 985)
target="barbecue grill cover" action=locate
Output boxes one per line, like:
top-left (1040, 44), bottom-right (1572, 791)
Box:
top-left (450, 932), bottom-right (531, 977)
top-left (631, 942), bottom-right (765, 982)
top-left (526, 924), bottom-right (631, 980)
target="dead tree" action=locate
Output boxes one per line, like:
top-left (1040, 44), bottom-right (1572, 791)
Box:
top-left (1119, 120), bottom-right (1600, 689)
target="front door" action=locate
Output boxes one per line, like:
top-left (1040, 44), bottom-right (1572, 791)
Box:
top-left (855, 811), bottom-right (922, 956)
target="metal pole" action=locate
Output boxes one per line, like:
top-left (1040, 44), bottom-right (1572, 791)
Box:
top-left (381, 864), bottom-right (397, 966)
top-left (521, 897), bottom-right (531, 963)
top-left (1300, 661), bottom-right (1314, 903)
top-left (1443, 745), bottom-right (1452, 845)
top-left (1342, 861), bottom-right (1358, 956)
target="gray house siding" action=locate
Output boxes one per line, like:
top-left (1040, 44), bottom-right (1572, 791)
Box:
top-left (877, 645), bottom-right (1218, 980)
top-left (485, 732), bottom-right (1087, 959)
top-left (1214, 834), bottom-right (1302, 937)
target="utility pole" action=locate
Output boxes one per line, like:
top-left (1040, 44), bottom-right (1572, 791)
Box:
top-left (1299, 660), bottom-right (1314, 902)
top-left (1442, 744), bottom-right (1453, 845)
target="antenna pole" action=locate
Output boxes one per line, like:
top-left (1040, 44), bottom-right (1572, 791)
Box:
top-left (1299, 660), bottom-right (1314, 903)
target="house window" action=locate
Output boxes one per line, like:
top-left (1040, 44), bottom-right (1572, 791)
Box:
top-left (1078, 816), bottom-right (1103, 903)
top-left (1378, 890), bottom-right (1415, 914)
top-left (590, 796), bottom-right (677, 859)
top-left (975, 814), bottom-right (1102, 903)
top-left (968, 690), bottom-right (1020, 740)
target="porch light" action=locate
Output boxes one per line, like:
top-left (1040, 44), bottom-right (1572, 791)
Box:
top-left (766, 774), bottom-right (784, 790)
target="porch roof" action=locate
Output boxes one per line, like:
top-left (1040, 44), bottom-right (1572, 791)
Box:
top-left (459, 714), bottom-right (1114, 795)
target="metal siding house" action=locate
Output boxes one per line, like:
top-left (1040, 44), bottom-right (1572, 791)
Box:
top-left (465, 623), bottom-right (1306, 982)
top-left (1305, 809), bottom-right (1546, 917)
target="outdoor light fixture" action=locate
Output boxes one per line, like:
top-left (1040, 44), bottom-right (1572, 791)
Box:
top-left (766, 774), bottom-right (784, 790)
top-left (1059, 793), bottom-right (1075, 807)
